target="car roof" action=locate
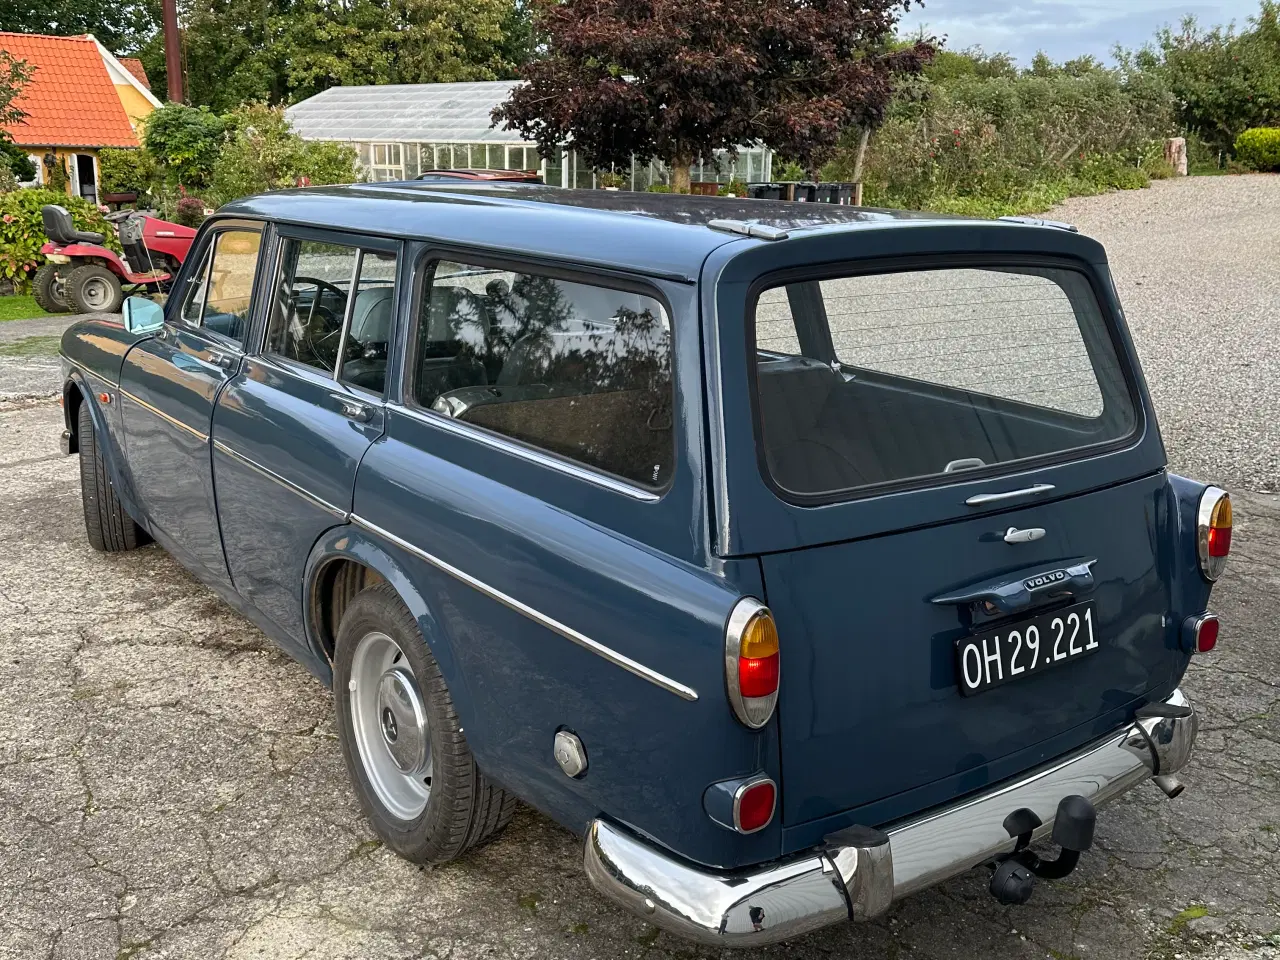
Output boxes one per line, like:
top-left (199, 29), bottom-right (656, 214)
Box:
top-left (217, 182), bottom-right (978, 282)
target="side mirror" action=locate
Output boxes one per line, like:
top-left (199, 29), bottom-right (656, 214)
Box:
top-left (122, 296), bottom-right (164, 334)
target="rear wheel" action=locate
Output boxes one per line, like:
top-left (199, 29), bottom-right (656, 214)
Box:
top-left (66, 264), bottom-right (124, 314)
top-left (333, 581), bottom-right (517, 863)
top-left (32, 263), bottom-right (71, 313)
top-left (77, 401), bottom-right (146, 552)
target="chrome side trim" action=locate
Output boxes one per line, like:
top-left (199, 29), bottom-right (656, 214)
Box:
top-left (583, 689), bottom-right (1197, 947)
top-left (965, 483), bottom-right (1056, 506)
top-left (348, 513), bottom-right (698, 702)
top-left (386, 403), bottom-right (661, 503)
top-left (118, 388), bottom-right (209, 442)
top-left (212, 439), bottom-right (349, 521)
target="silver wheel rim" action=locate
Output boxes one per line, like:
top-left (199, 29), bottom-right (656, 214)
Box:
top-left (81, 276), bottom-right (113, 310)
top-left (349, 631), bottom-right (432, 820)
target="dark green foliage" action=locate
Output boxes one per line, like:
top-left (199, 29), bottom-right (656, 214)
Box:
top-left (0, 134), bottom-right (36, 181)
top-left (97, 148), bottom-right (156, 197)
top-left (1235, 127), bottom-right (1280, 170)
top-left (0, 0), bottom-right (157, 53)
top-left (0, 190), bottom-right (119, 292)
top-left (141, 104), bottom-right (227, 190)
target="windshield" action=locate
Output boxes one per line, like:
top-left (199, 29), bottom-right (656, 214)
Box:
top-left (751, 264), bottom-right (1138, 500)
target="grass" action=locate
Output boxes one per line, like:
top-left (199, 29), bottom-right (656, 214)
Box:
top-left (0, 294), bottom-right (53, 322)
top-left (0, 334), bottom-right (61, 357)
top-left (1169, 904), bottom-right (1211, 936)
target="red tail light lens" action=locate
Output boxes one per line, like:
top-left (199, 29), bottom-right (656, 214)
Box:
top-left (734, 777), bottom-right (777, 833)
top-left (1197, 488), bottom-right (1232, 581)
top-left (725, 599), bottom-right (780, 729)
top-left (1195, 615), bottom-right (1219, 653)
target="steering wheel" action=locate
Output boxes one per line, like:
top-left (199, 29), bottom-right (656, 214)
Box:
top-left (292, 276), bottom-right (348, 368)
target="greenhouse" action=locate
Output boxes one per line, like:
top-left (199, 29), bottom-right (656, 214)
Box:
top-left (285, 81), bottom-right (774, 190)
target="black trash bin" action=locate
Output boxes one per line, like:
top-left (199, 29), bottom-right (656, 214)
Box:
top-left (815, 182), bottom-right (855, 204)
top-left (785, 181), bottom-right (817, 202)
top-left (747, 182), bottom-right (786, 200)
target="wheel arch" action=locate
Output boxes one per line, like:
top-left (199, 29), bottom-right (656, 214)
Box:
top-left (62, 374), bottom-right (85, 454)
top-left (303, 527), bottom-right (475, 721)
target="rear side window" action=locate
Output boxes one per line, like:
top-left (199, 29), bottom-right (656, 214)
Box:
top-left (752, 265), bottom-right (1136, 499)
top-left (411, 259), bottom-right (674, 490)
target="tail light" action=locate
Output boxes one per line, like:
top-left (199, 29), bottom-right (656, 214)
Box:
top-left (1185, 613), bottom-right (1219, 654)
top-left (1197, 487), bottom-right (1232, 581)
top-left (725, 598), bottom-right (779, 728)
top-left (734, 776), bottom-right (777, 833)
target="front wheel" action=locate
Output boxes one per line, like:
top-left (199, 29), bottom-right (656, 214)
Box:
top-left (32, 262), bottom-right (71, 313)
top-left (333, 581), bottom-right (517, 863)
top-left (66, 264), bottom-right (124, 314)
top-left (77, 401), bottom-right (147, 552)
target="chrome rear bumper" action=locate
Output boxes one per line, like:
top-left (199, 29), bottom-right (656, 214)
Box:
top-left (583, 689), bottom-right (1196, 947)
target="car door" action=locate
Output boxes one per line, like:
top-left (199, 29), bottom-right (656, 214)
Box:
top-left (119, 220), bottom-right (265, 588)
top-left (211, 229), bottom-right (399, 649)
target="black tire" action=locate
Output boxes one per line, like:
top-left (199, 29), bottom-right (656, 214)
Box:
top-left (32, 262), bottom-right (71, 313)
top-left (77, 401), bottom-right (147, 552)
top-left (65, 264), bottom-right (124, 314)
top-left (334, 581), bottom-right (517, 863)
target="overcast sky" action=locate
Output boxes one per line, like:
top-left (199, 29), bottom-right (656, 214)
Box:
top-left (898, 0), bottom-right (1262, 63)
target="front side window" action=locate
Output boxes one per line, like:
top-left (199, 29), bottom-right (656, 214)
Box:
top-left (265, 238), bottom-right (398, 393)
top-left (411, 259), bottom-right (674, 489)
top-left (752, 265), bottom-right (1136, 499)
top-left (178, 228), bottom-right (262, 345)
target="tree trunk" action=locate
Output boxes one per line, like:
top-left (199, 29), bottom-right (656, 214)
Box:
top-left (851, 126), bottom-right (871, 183)
top-left (670, 155), bottom-right (692, 193)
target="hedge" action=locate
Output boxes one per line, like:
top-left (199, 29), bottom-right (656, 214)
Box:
top-left (0, 189), bottom-right (120, 292)
top-left (1235, 128), bottom-right (1280, 172)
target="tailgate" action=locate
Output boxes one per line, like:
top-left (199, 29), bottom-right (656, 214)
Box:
top-left (765, 473), bottom-right (1177, 825)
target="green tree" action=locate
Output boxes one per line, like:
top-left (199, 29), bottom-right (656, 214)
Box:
top-left (0, 0), bottom-right (159, 53)
top-left (0, 50), bottom-right (33, 127)
top-left (141, 103), bottom-right (227, 189)
top-left (1128, 0), bottom-right (1280, 154)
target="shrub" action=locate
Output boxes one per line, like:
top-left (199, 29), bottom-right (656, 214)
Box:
top-left (0, 133), bottom-right (35, 181)
top-left (175, 196), bottom-right (209, 227)
top-left (1234, 127), bottom-right (1280, 171)
top-left (142, 103), bottom-right (227, 190)
top-left (0, 189), bottom-right (119, 292)
top-left (98, 147), bottom-right (157, 198)
top-left (646, 183), bottom-right (672, 192)
top-left (597, 170), bottom-right (626, 188)
top-left (208, 103), bottom-right (359, 206)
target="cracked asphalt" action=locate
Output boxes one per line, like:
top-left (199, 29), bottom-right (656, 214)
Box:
top-left (2, 176), bottom-right (1279, 959)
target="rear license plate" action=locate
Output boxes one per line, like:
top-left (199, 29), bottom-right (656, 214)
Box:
top-left (956, 600), bottom-right (1099, 696)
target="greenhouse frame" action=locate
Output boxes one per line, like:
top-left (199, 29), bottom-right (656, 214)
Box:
top-left (285, 81), bottom-right (774, 190)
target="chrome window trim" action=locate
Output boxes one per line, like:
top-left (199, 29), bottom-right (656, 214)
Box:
top-left (212, 439), bottom-right (349, 520)
top-left (348, 513), bottom-right (698, 701)
top-left (331, 249), bottom-right (364, 380)
top-left (118, 388), bottom-right (208, 442)
top-left (386, 402), bottom-right (662, 503)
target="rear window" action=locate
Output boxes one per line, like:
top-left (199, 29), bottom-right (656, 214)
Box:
top-left (411, 260), bottom-right (674, 490)
top-left (752, 265), bottom-right (1137, 499)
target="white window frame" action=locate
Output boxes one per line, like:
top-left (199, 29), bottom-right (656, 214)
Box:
top-left (370, 143), bottom-right (404, 181)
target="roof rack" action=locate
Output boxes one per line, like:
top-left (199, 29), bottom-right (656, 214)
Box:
top-left (997, 215), bottom-right (1079, 233)
top-left (706, 219), bottom-right (790, 241)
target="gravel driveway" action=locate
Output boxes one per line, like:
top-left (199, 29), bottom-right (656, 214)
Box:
top-left (2, 176), bottom-right (1278, 960)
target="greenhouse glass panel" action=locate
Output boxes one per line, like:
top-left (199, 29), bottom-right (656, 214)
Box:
top-left (487, 144), bottom-right (505, 169)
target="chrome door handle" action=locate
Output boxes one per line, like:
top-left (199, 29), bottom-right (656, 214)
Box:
top-left (208, 350), bottom-right (237, 371)
top-left (965, 484), bottom-right (1055, 506)
top-left (336, 397), bottom-right (373, 423)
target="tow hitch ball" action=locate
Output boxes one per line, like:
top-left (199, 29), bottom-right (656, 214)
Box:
top-left (989, 795), bottom-right (1097, 906)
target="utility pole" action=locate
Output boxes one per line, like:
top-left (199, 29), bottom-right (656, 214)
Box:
top-left (162, 0), bottom-right (184, 103)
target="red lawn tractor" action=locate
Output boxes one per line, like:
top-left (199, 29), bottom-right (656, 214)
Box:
top-left (33, 205), bottom-right (197, 314)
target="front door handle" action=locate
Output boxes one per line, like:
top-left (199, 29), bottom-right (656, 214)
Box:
top-left (336, 396), bottom-right (373, 423)
top-left (207, 349), bottom-right (237, 371)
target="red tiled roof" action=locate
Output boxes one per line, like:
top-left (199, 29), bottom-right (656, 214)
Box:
top-left (118, 56), bottom-right (150, 90)
top-left (0, 32), bottom-right (139, 148)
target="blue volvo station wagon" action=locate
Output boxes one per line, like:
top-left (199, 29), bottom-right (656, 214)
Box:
top-left (58, 184), bottom-right (1230, 946)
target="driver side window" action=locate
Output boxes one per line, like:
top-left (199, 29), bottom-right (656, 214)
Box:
top-left (266, 240), bottom-right (361, 374)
